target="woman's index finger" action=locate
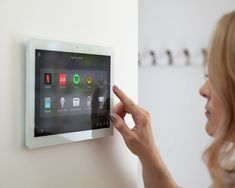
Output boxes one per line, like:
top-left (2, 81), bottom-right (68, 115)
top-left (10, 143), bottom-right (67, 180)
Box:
top-left (112, 85), bottom-right (141, 116)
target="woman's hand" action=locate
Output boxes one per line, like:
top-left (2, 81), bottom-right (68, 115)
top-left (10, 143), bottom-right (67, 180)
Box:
top-left (110, 85), bottom-right (180, 188)
top-left (110, 85), bottom-right (158, 161)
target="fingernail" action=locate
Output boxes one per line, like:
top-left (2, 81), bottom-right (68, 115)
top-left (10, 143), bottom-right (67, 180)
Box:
top-left (113, 85), bottom-right (119, 91)
top-left (109, 113), bottom-right (118, 123)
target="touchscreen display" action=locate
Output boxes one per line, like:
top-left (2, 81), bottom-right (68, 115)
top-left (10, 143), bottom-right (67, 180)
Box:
top-left (35, 49), bottom-right (111, 137)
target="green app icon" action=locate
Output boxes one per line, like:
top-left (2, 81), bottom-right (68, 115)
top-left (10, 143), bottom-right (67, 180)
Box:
top-left (73, 74), bottom-right (80, 85)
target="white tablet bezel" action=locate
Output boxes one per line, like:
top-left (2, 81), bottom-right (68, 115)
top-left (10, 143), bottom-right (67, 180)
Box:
top-left (25, 39), bottom-right (114, 149)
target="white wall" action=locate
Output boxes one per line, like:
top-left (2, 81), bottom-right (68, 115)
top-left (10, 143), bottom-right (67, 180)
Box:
top-left (139, 0), bottom-right (235, 52)
top-left (139, 1), bottom-right (235, 188)
top-left (0, 0), bottom-right (138, 188)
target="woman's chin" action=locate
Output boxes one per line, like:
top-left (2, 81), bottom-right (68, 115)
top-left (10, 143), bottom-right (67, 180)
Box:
top-left (205, 122), bottom-right (216, 137)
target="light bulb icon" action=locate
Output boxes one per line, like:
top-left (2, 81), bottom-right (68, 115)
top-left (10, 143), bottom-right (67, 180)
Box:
top-left (60, 97), bottom-right (65, 108)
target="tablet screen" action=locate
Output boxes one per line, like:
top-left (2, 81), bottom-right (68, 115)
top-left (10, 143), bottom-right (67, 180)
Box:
top-left (35, 49), bottom-right (111, 137)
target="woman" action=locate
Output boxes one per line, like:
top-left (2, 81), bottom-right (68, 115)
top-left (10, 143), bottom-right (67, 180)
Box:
top-left (110, 10), bottom-right (235, 188)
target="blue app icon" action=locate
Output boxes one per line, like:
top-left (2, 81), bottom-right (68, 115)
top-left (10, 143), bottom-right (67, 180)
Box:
top-left (45, 97), bottom-right (51, 109)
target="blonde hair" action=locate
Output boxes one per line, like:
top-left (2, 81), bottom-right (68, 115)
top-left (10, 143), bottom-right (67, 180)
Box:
top-left (203, 10), bottom-right (235, 188)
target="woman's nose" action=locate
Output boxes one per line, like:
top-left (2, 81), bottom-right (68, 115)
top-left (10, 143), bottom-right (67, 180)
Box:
top-left (199, 82), bottom-right (209, 98)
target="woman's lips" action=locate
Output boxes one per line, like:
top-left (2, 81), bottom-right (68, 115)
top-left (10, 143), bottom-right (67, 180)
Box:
top-left (205, 106), bottom-right (211, 117)
top-left (205, 110), bottom-right (211, 117)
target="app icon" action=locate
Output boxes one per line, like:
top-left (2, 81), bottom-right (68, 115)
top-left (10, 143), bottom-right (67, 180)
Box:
top-left (44, 97), bottom-right (51, 109)
top-left (73, 98), bottom-right (80, 107)
top-left (59, 74), bottom-right (67, 86)
top-left (86, 75), bottom-right (93, 85)
top-left (87, 96), bottom-right (92, 107)
top-left (44, 73), bottom-right (52, 85)
top-left (99, 77), bottom-right (104, 87)
top-left (73, 74), bottom-right (80, 85)
top-left (98, 96), bottom-right (104, 108)
top-left (60, 97), bottom-right (65, 108)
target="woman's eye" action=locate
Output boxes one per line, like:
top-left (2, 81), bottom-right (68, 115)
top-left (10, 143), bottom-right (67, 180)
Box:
top-left (203, 73), bottom-right (209, 81)
top-left (203, 63), bottom-right (209, 80)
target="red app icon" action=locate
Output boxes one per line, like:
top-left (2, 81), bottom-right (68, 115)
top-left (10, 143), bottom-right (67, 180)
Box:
top-left (59, 74), bottom-right (67, 86)
top-left (44, 73), bottom-right (52, 85)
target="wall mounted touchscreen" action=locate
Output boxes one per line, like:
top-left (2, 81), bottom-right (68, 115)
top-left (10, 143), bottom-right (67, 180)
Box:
top-left (26, 39), bottom-right (113, 148)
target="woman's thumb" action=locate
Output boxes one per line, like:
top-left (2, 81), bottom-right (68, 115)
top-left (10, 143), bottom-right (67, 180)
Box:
top-left (110, 113), bottom-right (131, 138)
